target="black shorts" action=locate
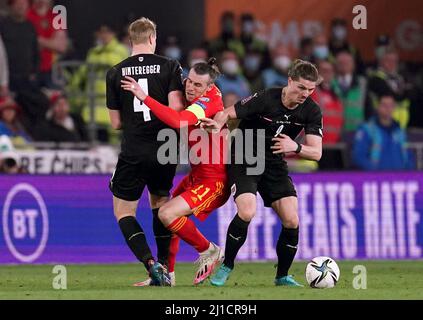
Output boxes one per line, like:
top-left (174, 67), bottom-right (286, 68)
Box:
top-left (228, 162), bottom-right (297, 208)
top-left (109, 157), bottom-right (177, 201)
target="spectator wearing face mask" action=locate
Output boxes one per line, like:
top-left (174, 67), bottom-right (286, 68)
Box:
top-left (215, 50), bottom-right (250, 99)
top-left (242, 49), bottom-right (264, 92)
top-left (216, 51), bottom-right (251, 98)
top-left (261, 44), bottom-right (291, 88)
top-left (162, 36), bottom-right (182, 61)
top-left (239, 13), bottom-right (269, 63)
top-left (328, 18), bottom-right (364, 74)
top-left (183, 47), bottom-right (208, 78)
top-left (207, 11), bottom-right (244, 59)
top-left (312, 33), bottom-right (330, 62)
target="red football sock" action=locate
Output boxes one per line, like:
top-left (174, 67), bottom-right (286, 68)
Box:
top-left (168, 216), bottom-right (209, 253)
top-left (168, 234), bottom-right (180, 273)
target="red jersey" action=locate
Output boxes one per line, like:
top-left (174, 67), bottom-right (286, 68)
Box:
top-left (27, 8), bottom-right (56, 72)
top-left (185, 85), bottom-right (227, 180)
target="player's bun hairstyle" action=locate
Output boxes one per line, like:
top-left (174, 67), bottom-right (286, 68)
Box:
top-left (192, 57), bottom-right (221, 83)
top-left (288, 59), bottom-right (322, 84)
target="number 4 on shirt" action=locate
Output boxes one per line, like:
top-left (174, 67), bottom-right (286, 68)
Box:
top-left (133, 78), bottom-right (151, 121)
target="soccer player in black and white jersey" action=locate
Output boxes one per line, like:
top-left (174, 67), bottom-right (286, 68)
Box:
top-left (106, 17), bottom-right (185, 286)
top-left (201, 59), bottom-right (323, 287)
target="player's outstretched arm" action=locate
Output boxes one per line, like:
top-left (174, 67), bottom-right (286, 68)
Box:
top-left (121, 76), bottom-right (197, 128)
top-left (143, 96), bottom-right (198, 128)
top-left (168, 90), bottom-right (185, 112)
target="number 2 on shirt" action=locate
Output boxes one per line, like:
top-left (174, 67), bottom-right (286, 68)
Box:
top-left (133, 78), bottom-right (151, 121)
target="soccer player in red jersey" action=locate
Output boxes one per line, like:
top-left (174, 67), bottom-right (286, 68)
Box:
top-left (121, 58), bottom-right (230, 285)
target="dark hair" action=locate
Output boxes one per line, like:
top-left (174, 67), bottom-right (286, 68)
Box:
top-left (192, 57), bottom-right (221, 83)
top-left (331, 18), bottom-right (346, 27)
top-left (221, 11), bottom-right (235, 21)
top-left (241, 13), bottom-right (254, 22)
top-left (288, 59), bottom-right (321, 83)
top-left (300, 37), bottom-right (313, 49)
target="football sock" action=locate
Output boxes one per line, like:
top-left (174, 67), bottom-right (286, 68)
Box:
top-left (168, 216), bottom-right (209, 253)
top-left (168, 234), bottom-right (180, 273)
top-left (276, 227), bottom-right (299, 278)
top-left (118, 216), bottom-right (154, 271)
top-left (152, 208), bottom-right (172, 267)
top-left (223, 214), bottom-right (250, 269)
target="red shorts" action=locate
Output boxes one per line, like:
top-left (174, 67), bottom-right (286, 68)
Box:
top-left (172, 174), bottom-right (230, 222)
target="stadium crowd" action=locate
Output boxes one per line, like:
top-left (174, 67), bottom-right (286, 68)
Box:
top-left (0, 1), bottom-right (422, 172)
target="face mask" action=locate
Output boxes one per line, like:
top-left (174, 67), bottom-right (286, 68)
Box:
top-left (165, 46), bottom-right (182, 60)
top-left (273, 56), bottom-right (291, 71)
top-left (222, 59), bottom-right (239, 75)
top-left (189, 58), bottom-right (206, 68)
top-left (314, 45), bottom-right (329, 59)
top-left (242, 21), bottom-right (254, 34)
top-left (332, 26), bottom-right (347, 41)
top-left (244, 55), bottom-right (260, 73)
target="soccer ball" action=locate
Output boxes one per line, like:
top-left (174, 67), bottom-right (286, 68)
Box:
top-left (305, 256), bottom-right (340, 288)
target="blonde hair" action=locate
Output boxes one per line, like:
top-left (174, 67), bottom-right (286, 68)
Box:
top-left (128, 17), bottom-right (156, 45)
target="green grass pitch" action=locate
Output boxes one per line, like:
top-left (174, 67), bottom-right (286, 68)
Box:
top-left (0, 261), bottom-right (422, 300)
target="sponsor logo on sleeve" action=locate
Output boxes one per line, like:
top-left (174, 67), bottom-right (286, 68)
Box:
top-left (241, 92), bottom-right (258, 105)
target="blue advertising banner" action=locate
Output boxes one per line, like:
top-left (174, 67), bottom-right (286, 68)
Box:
top-left (0, 173), bottom-right (422, 264)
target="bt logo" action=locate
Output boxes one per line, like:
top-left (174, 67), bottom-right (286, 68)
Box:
top-left (12, 209), bottom-right (39, 239)
top-left (2, 183), bottom-right (49, 263)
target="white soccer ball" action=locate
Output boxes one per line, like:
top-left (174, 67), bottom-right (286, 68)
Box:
top-left (305, 256), bottom-right (340, 289)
